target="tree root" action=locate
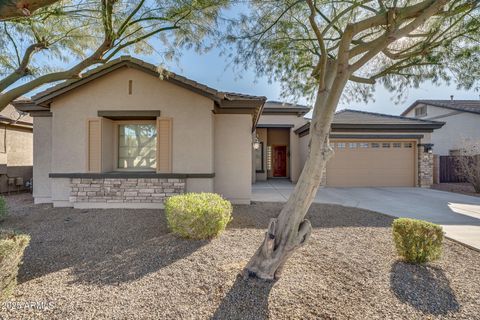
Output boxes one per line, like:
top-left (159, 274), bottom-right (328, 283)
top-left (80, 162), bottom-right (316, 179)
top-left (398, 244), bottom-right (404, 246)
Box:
top-left (243, 218), bottom-right (312, 281)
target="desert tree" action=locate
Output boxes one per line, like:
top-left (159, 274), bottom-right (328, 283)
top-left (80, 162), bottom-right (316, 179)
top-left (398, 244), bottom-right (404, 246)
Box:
top-left (0, 0), bottom-right (229, 110)
top-left (228, 0), bottom-right (480, 280)
top-left (456, 139), bottom-right (480, 193)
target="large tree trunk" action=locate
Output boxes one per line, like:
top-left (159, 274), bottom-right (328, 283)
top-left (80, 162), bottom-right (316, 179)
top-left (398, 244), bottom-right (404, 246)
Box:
top-left (244, 65), bottom-right (349, 280)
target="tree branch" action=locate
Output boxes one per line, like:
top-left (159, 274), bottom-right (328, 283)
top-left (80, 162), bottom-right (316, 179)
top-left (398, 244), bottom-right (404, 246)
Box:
top-left (350, 0), bottom-right (449, 71)
top-left (349, 74), bottom-right (376, 84)
top-left (0, 42), bottom-right (46, 92)
top-left (306, 0), bottom-right (328, 88)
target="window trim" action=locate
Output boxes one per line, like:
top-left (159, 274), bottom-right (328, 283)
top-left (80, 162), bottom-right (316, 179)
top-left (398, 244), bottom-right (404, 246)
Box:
top-left (113, 120), bottom-right (157, 172)
top-left (415, 106), bottom-right (427, 117)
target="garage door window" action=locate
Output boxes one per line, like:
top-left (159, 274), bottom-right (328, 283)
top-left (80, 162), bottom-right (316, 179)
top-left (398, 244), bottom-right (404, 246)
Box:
top-left (382, 143), bottom-right (391, 148)
top-left (349, 143), bottom-right (357, 149)
top-left (337, 143), bottom-right (346, 149)
top-left (393, 142), bottom-right (401, 148)
top-left (404, 142), bottom-right (413, 148)
top-left (359, 143), bottom-right (369, 148)
top-left (371, 143), bottom-right (380, 148)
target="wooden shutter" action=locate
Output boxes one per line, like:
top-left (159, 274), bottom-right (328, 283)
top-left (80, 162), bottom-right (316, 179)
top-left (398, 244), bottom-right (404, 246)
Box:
top-left (156, 117), bottom-right (172, 173)
top-left (86, 118), bottom-right (102, 172)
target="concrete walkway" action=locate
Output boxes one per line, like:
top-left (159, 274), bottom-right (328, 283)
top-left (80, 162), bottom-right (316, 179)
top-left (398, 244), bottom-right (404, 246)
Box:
top-left (252, 179), bottom-right (480, 250)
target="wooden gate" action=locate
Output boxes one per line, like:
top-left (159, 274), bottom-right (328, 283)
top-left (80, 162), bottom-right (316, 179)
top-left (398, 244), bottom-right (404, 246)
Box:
top-left (439, 156), bottom-right (466, 183)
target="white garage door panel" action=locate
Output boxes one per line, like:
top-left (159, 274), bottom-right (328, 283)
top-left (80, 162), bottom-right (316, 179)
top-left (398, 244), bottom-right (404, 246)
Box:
top-left (326, 141), bottom-right (416, 187)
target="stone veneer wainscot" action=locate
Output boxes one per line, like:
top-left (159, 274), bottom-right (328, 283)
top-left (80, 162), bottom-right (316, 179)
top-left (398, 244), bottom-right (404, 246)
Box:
top-left (69, 178), bottom-right (185, 203)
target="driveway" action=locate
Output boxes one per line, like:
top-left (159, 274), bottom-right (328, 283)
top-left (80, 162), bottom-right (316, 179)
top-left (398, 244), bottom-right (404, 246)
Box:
top-left (252, 180), bottom-right (480, 250)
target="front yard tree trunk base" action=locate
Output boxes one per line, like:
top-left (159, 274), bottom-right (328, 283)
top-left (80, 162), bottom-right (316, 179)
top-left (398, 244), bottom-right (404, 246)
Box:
top-left (244, 218), bottom-right (312, 280)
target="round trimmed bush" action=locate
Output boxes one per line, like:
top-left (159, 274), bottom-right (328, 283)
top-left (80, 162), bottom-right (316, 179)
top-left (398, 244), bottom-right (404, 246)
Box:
top-left (165, 193), bottom-right (232, 239)
top-left (392, 218), bottom-right (443, 263)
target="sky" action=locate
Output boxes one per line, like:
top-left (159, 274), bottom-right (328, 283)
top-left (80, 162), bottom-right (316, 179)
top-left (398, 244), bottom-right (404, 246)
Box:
top-left (21, 2), bottom-right (479, 116)
top-left (135, 45), bottom-right (479, 116)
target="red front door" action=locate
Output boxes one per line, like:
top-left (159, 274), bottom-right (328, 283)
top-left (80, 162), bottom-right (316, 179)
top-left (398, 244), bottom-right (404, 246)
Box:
top-left (273, 146), bottom-right (287, 177)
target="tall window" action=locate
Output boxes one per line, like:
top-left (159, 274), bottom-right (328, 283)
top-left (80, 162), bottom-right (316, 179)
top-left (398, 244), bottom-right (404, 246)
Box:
top-left (118, 123), bottom-right (157, 169)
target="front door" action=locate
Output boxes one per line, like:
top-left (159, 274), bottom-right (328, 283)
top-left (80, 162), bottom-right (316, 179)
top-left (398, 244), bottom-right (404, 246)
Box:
top-left (273, 146), bottom-right (287, 177)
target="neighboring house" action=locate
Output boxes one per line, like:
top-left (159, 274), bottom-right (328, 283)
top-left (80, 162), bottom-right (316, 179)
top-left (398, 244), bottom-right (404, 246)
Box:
top-left (0, 104), bottom-right (33, 193)
top-left (14, 56), bottom-right (444, 208)
top-left (401, 100), bottom-right (480, 156)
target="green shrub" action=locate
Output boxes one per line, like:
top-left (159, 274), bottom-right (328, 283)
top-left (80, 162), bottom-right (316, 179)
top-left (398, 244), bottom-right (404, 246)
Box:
top-left (392, 218), bottom-right (443, 263)
top-left (165, 193), bottom-right (232, 239)
top-left (0, 196), bottom-right (7, 222)
top-left (0, 230), bottom-right (30, 301)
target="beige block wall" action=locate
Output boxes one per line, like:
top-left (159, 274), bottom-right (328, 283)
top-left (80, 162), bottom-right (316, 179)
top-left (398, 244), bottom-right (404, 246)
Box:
top-left (33, 117), bottom-right (52, 203)
top-left (214, 114), bottom-right (252, 204)
top-left (0, 125), bottom-right (33, 193)
top-left (50, 67), bottom-right (215, 174)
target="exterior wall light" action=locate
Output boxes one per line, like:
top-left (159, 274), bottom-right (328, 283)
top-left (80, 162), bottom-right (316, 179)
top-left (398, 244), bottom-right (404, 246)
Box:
top-left (253, 135), bottom-right (261, 150)
top-left (421, 143), bottom-right (434, 153)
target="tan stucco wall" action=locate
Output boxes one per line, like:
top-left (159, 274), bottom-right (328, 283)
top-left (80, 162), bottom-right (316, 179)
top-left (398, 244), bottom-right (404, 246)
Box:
top-left (257, 114), bottom-right (307, 128)
top-left (33, 117), bottom-right (52, 203)
top-left (214, 114), bottom-right (252, 204)
top-left (50, 67), bottom-right (215, 174)
top-left (186, 178), bottom-right (214, 193)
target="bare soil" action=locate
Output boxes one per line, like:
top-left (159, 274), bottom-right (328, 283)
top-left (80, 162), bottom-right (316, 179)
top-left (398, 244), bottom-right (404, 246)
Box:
top-left (0, 193), bottom-right (479, 319)
top-left (432, 183), bottom-right (480, 197)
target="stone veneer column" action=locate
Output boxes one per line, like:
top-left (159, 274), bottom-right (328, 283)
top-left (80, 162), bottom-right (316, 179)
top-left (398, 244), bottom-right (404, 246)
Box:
top-left (418, 147), bottom-right (434, 187)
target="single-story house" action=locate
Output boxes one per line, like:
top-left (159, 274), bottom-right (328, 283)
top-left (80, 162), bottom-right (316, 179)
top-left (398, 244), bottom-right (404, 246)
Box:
top-left (0, 104), bottom-right (33, 193)
top-left (401, 99), bottom-right (480, 156)
top-left (14, 56), bottom-right (444, 208)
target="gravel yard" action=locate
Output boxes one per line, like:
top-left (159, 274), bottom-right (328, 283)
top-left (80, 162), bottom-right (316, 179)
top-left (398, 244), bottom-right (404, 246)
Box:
top-left (1, 193), bottom-right (479, 319)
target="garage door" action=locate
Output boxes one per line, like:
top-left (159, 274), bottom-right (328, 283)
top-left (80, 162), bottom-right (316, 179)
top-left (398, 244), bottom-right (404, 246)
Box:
top-left (326, 140), bottom-right (416, 187)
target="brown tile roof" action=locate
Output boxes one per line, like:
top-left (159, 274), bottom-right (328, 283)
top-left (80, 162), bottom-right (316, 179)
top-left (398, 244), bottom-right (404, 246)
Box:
top-left (31, 56), bottom-right (266, 105)
top-left (401, 100), bottom-right (480, 116)
top-left (294, 109), bottom-right (444, 135)
top-left (14, 56), bottom-right (267, 131)
top-left (262, 101), bottom-right (310, 115)
top-left (334, 109), bottom-right (443, 125)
